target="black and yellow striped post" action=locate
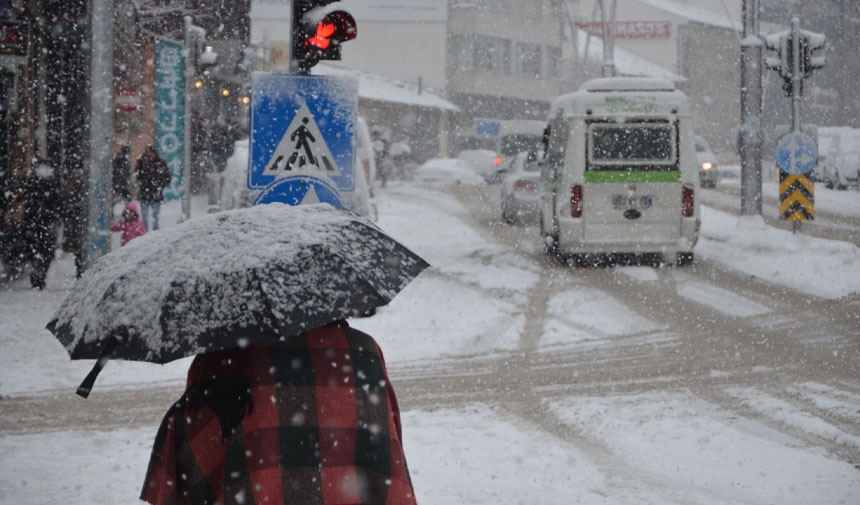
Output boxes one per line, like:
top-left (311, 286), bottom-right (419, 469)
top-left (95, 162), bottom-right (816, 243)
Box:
top-left (779, 172), bottom-right (814, 222)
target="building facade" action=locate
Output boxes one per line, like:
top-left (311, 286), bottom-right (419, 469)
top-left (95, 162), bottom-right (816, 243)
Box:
top-left (445, 0), bottom-right (566, 121)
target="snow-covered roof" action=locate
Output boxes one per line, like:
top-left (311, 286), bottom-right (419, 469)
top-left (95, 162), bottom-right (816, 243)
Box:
top-left (577, 30), bottom-right (686, 82)
top-left (636, 0), bottom-right (739, 30)
top-left (313, 63), bottom-right (459, 112)
top-left (634, 0), bottom-right (782, 33)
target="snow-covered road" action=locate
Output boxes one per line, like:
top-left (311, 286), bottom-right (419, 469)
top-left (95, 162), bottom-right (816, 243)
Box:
top-left (1, 179), bottom-right (858, 505)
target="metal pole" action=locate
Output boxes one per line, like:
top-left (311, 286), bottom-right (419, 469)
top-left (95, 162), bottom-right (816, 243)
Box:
top-left (83, 0), bottom-right (115, 269)
top-left (739, 0), bottom-right (763, 216)
top-left (598, 0), bottom-right (616, 77)
top-left (182, 16), bottom-right (194, 221)
top-left (791, 17), bottom-right (801, 133)
top-left (790, 17), bottom-right (802, 234)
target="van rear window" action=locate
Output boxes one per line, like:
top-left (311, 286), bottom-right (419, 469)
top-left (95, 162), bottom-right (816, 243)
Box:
top-left (589, 123), bottom-right (675, 167)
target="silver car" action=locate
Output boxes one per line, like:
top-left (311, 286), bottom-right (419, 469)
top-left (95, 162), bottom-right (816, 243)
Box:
top-left (695, 135), bottom-right (718, 188)
top-left (500, 151), bottom-right (541, 225)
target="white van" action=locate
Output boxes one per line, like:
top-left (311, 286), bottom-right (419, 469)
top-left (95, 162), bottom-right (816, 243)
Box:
top-left (817, 127), bottom-right (860, 190)
top-left (539, 77), bottom-right (700, 265)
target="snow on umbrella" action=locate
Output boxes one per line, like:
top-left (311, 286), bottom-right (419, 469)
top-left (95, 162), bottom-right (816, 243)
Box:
top-left (46, 203), bottom-right (429, 397)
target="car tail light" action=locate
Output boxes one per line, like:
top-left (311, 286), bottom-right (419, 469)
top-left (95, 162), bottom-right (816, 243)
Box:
top-left (362, 159), bottom-right (370, 178)
top-left (682, 183), bottom-right (694, 217)
top-left (570, 184), bottom-right (583, 218)
top-left (494, 155), bottom-right (502, 165)
top-left (514, 179), bottom-right (537, 192)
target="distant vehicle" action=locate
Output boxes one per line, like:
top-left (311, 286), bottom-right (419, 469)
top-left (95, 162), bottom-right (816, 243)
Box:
top-left (695, 135), bottom-right (718, 188)
top-left (817, 127), bottom-right (860, 190)
top-left (500, 150), bottom-right (542, 225)
top-left (413, 158), bottom-right (485, 186)
top-left (539, 77), bottom-right (700, 266)
top-left (456, 149), bottom-right (504, 183)
top-left (455, 118), bottom-right (546, 170)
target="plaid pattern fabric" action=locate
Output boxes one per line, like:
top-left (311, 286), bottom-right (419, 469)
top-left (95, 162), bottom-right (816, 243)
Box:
top-left (141, 324), bottom-right (417, 505)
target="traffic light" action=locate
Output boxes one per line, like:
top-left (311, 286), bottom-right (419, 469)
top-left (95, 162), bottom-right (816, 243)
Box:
top-left (764, 28), bottom-right (825, 97)
top-left (800, 29), bottom-right (825, 78)
top-left (764, 31), bottom-right (790, 78)
top-left (292, 1), bottom-right (357, 72)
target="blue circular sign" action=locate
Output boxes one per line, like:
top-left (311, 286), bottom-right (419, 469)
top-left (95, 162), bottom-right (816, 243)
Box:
top-left (254, 176), bottom-right (344, 207)
top-left (776, 132), bottom-right (818, 175)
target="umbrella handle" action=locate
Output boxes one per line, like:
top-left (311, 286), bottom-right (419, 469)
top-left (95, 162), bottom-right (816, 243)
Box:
top-left (76, 337), bottom-right (117, 399)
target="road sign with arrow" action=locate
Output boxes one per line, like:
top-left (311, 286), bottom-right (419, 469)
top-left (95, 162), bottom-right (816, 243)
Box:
top-left (776, 132), bottom-right (816, 222)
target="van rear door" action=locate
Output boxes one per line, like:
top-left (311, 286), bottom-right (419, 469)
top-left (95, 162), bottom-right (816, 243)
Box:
top-left (582, 120), bottom-right (682, 243)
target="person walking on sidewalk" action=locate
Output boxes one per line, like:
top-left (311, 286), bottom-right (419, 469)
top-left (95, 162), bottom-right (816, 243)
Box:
top-left (134, 146), bottom-right (171, 231)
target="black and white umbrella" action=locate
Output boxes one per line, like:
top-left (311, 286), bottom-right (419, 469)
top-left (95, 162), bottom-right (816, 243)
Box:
top-left (46, 203), bottom-right (429, 397)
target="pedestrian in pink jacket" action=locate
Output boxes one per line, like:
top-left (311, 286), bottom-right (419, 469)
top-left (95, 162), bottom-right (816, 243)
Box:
top-left (111, 201), bottom-right (147, 246)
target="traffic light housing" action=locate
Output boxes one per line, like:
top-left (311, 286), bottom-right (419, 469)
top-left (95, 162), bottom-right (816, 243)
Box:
top-left (292, 1), bottom-right (357, 72)
top-left (800, 29), bottom-right (825, 78)
top-left (764, 31), bottom-right (790, 77)
top-left (763, 28), bottom-right (825, 97)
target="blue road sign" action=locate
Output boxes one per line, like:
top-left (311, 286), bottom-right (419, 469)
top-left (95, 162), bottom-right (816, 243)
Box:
top-left (776, 132), bottom-right (817, 175)
top-left (253, 176), bottom-right (344, 207)
top-left (249, 73), bottom-right (358, 198)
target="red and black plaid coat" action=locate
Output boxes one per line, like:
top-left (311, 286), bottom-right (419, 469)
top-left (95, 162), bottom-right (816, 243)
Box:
top-left (141, 323), bottom-right (418, 505)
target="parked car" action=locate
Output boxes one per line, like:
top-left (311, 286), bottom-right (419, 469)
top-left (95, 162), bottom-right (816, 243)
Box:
top-left (817, 127), bottom-right (860, 190)
top-left (500, 150), bottom-right (541, 225)
top-left (456, 149), bottom-right (504, 183)
top-left (219, 126), bottom-right (377, 221)
top-left (413, 158), bottom-right (485, 186)
top-left (695, 135), bottom-right (718, 188)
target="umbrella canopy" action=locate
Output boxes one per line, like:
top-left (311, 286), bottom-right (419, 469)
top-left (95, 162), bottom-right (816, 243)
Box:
top-left (47, 203), bottom-right (429, 394)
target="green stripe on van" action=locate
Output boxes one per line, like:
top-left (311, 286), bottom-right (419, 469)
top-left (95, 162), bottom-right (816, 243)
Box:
top-left (584, 170), bottom-right (682, 183)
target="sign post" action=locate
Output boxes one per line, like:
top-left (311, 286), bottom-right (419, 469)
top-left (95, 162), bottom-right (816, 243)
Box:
top-left (248, 73), bottom-right (357, 208)
top-left (776, 132), bottom-right (816, 231)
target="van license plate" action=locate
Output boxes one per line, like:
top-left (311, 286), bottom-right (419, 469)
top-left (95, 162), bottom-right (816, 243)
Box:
top-left (612, 195), bottom-right (653, 209)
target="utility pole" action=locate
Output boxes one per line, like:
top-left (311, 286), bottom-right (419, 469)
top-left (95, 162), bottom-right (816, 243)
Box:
top-left (182, 16), bottom-right (195, 222)
top-left (790, 17), bottom-right (801, 133)
top-left (739, 0), bottom-right (763, 216)
top-left (83, 0), bottom-right (115, 269)
top-left (598, 0), bottom-right (617, 77)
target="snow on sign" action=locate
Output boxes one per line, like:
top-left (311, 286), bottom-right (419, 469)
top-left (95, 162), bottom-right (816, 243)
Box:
top-left (249, 73), bottom-right (358, 205)
top-left (776, 132), bottom-right (817, 175)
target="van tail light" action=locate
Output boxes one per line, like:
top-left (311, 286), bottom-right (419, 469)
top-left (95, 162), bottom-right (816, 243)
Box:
top-left (682, 183), bottom-right (695, 217)
top-left (362, 159), bottom-right (370, 178)
top-left (494, 155), bottom-right (502, 165)
top-left (570, 184), bottom-right (583, 218)
top-left (514, 179), bottom-right (537, 192)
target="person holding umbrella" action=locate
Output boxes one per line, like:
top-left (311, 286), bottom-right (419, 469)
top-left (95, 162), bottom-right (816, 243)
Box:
top-left (140, 320), bottom-right (418, 505)
top-left (47, 203), bottom-right (428, 505)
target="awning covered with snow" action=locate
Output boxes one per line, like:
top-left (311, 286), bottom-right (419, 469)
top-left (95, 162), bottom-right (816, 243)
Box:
top-left (314, 63), bottom-right (459, 112)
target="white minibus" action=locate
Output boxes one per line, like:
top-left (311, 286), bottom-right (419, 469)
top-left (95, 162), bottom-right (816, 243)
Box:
top-left (539, 77), bottom-right (700, 265)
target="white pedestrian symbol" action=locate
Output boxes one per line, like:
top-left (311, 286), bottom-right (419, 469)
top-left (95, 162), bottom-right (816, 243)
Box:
top-left (263, 101), bottom-right (339, 177)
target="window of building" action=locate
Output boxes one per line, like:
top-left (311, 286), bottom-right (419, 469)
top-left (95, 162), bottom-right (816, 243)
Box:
top-left (475, 36), bottom-right (511, 74)
top-left (517, 42), bottom-right (541, 78)
top-left (453, 35), bottom-right (511, 74)
top-left (452, 35), bottom-right (474, 71)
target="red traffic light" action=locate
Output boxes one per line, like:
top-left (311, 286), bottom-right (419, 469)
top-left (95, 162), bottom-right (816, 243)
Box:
top-left (305, 10), bottom-right (356, 51)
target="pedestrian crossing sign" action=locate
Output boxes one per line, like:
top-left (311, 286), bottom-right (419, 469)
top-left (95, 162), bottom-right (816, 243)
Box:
top-left (249, 73), bottom-right (358, 194)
